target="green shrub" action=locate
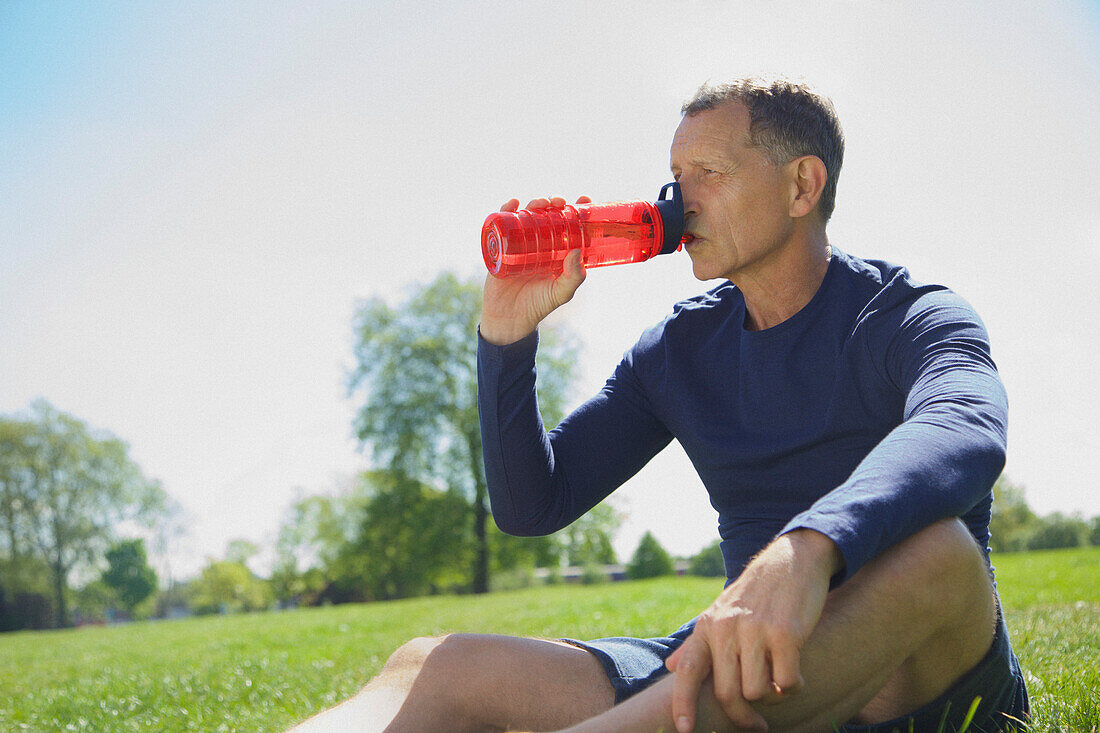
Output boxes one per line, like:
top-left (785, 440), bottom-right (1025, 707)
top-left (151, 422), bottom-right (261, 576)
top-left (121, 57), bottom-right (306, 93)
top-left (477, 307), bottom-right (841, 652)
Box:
top-left (1027, 513), bottom-right (1089, 551)
top-left (627, 532), bottom-right (674, 580)
top-left (688, 541), bottom-right (726, 577)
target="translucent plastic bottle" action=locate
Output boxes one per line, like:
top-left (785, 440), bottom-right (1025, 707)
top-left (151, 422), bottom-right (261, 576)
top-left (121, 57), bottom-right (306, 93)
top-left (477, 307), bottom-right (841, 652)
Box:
top-left (482, 182), bottom-right (684, 277)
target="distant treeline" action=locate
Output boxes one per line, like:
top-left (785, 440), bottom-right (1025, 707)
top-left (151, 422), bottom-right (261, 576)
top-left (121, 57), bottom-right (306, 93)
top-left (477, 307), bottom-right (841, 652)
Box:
top-left (988, 475), bottom-right (1100, 553)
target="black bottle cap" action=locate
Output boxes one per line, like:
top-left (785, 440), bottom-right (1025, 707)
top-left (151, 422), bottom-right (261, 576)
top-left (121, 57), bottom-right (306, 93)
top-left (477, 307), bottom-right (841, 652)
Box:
top-left (654, 181), bottom-right (684, 255)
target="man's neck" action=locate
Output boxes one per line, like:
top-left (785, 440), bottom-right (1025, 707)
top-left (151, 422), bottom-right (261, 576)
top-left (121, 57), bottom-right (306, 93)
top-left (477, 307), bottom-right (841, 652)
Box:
top-left (734, 232), bottom-right (832, 332)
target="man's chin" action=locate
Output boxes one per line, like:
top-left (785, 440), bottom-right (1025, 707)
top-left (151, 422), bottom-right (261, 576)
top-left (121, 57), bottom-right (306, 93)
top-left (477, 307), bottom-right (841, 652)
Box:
top-left (686, 250), bottom-right (709, 281)
top-left (689, 258), bottom-right (725, 283)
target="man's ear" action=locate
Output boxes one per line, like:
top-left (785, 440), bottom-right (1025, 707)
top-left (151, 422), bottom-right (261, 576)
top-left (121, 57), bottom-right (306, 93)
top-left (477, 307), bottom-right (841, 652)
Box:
top-left (787, 155), bottom-right (827, 220)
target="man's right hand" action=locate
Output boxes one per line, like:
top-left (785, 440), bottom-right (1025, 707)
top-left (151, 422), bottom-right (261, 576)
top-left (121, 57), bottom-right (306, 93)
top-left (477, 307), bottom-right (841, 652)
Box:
top-left (479, 196), bottom-right (590, 346)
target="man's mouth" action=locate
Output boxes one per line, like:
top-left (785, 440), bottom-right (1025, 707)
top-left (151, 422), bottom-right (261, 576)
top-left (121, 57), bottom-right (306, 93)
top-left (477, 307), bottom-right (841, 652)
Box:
top-left (681, 232), bottom-right (698, 247)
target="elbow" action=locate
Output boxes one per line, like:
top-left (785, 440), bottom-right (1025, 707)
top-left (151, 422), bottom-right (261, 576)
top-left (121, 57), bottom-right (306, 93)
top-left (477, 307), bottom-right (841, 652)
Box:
top-left (488, 500), bottom-right (555, 537)
top-left (975, 431), bottom-right (1007, 488)
top-left (491, 512), bottom-right (530, 537)
top-left (492, 514), bottom-right (552, 538)
top-left (951, 393), bottom-right (1008, 491)
top-left (958, 419), bottom-right (1006, 499)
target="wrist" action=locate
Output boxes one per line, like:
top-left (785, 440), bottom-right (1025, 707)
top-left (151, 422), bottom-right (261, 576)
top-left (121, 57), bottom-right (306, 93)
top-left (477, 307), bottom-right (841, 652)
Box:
top-left (478, 318), bottom-right (537, 347)
top-left (784, 528), bottom-right (844, 579)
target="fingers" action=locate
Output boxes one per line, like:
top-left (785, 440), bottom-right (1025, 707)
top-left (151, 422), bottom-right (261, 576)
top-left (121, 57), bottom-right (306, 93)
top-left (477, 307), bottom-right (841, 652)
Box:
top-left (665, 644), bottom-right (683, 672)
top-left (553, 249), bottom-right (586, 302)
top-left (673, 626), bottom-right (771, 733)
top-left (710, 649), bottom-right (769, 731)
top-left (510, 196), bottom-right (590, 211)
top-left (670, 636), bottom-right (711, 733)
top-left (739, 641), bottom-right (771, 701)
top-left (499, 198), bottom-right (520, 213)
top-left (767, 642), bottom-right (805, 699)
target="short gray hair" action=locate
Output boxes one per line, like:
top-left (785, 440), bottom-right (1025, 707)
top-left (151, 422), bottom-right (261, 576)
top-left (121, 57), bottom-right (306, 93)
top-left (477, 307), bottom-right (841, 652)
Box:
top-left (682, 78), bottom-right (844, 222)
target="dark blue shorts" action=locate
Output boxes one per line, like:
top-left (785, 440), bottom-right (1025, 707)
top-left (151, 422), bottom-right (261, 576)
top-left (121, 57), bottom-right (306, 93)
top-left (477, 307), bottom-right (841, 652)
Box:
top-left (564, 613), bottom-right (1029, 732)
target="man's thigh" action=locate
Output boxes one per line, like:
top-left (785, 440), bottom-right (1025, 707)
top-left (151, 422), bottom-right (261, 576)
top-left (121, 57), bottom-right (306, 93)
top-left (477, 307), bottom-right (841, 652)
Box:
top-left (442, 635), bottom-right (616, 725)
top-left (382, 633), bottom-right (616, 732)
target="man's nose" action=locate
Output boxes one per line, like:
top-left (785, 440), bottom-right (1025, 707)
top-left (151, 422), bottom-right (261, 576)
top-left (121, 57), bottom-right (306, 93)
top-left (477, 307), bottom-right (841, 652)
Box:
top-left (678, 181), bottom-right (700, 220)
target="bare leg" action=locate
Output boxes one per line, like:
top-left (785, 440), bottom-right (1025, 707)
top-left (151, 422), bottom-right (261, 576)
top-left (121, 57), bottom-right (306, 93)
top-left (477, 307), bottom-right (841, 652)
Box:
top-left (560, 518), bottom-right (998, 733)
top-left (289, 634), bottom-right (615, 732)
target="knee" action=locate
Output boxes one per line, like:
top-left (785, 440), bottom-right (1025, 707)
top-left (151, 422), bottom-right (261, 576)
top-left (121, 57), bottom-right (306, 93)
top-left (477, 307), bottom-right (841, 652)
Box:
top-left (908, 518), bottom-right (986, 575)
top-left (383, 633), bottom-right (491, 678)
top-left (383, 635), bottom-right (449, 676)
top-left (898, 518), bottom-right (994, 615)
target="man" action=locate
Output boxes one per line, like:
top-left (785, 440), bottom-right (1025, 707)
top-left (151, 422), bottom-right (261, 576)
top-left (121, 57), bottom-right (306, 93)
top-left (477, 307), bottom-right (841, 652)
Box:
top-left (293, 78), bottom-right (1029, 732)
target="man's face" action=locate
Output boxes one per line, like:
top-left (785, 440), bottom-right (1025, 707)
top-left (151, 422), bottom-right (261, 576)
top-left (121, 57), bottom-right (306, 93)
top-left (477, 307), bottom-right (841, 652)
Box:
top-left (670, 101), bottom-right (795, 282)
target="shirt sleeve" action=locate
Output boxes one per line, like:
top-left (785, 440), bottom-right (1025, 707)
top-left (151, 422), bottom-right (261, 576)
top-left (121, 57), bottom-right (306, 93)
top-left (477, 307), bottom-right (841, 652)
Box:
top-left (779, 291), bottom-right (1008, 585)
top-left (477, 327), bottom-right (673, 537)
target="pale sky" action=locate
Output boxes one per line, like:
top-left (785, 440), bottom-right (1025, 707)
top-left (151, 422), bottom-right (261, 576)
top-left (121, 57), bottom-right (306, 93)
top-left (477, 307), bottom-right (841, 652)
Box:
top-left (2, 1), bottom-right (1098, 580)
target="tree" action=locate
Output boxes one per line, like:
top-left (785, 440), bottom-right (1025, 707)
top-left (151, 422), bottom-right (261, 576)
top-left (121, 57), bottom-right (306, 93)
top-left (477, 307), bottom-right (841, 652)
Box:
top-left (989, 475), bottom-right (1037, 553)
top-left (270, 476), bottom-right (375, 606)
top-left (488, 522), bottom-right (559, 577)
top-left (627, 531), bottom-right (675, 580)
top-left (1026, 513), bottom-right (1089, 551)
top-left (101, 539), bottom-right (158, 613)
top-left (225, 539), bottom-right (260, 567)
top-left (688, 540), bottom-right (726, 577)
top-left (271, 491), bottom-right (356, 605)
top-left (486, 501), bottom-right (620, 577)
top-left (0, 401), bottom-right (166, 627)
top-left (559, 502), bottom-right (620, 567)
top-left (331, 470), bottom-right (471, 601)
top-left (347, 272), bottom-right (578, 593)
top-left (190, 559), bottom-right (272, 615)
top-left (0, 416), bottom-right (42, 595)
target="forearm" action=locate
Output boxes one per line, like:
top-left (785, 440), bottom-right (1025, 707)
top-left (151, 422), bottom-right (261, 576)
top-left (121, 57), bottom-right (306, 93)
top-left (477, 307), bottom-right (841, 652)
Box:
top-left (477, 332), bottom-right (673, 537)
top-left (477, 330), bottom-right (562, 535)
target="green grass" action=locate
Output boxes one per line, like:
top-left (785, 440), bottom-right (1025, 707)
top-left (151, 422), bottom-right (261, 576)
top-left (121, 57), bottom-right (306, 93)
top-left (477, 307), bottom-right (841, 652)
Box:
top-left (993, 547), bottom-right (1100, 732)
top-left (0, 547), bottom-right (1096, 732)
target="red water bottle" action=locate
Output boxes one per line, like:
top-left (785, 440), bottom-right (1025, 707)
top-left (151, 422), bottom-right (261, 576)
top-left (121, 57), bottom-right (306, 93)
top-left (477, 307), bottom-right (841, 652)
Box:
top-left (482, 182), bottom-right (685, 277)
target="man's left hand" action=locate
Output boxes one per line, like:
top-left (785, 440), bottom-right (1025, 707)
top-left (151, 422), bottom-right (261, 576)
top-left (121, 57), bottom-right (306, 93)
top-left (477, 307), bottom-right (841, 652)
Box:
top-left (666, 529), bottom-right (842, 732)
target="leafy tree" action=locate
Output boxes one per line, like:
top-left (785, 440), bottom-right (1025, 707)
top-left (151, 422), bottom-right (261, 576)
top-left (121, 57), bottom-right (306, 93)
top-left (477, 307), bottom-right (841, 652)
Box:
top-left (0, 588), bottom-right (52, 631)
top-left (627, 531), bottom-right (674, 580)
top-left (1026, 513), bottom-right (1089, 551)
top-left (225, 539), bottom-right (260, 567)
top-left (101, 539), bottom-right (158, 613)
top-left (73, 580), bottom-right (114, 623)
top-left (0, 417), bottom-right (47, 596)
top-left (1090, 517), bottom-right (1100, 547)
top-left (0, 401), bottom-right (166, 627)
top-left (559, 502), bottom-right (620, 567)
top-left (488, 523), bottom-right (559, 576)
top-left (190, 559), bottom-right (272, 615)
top-left (271, 483), bottom-right (366, 605)
top-left (989, 475), bottom-right (1037, 553)
top-left (347, 272), bottom-right (578, 593)
top-left (688, 540), bottom-right (726, 577)
top-left (332, 470), bottom-right (470, 601)
top-left (147, 495), bottom-right (188, 590)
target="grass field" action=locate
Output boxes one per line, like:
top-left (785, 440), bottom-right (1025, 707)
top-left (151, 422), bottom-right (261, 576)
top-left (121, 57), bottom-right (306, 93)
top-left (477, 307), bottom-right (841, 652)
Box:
top-left (1, 547), bottom-right (1096, 732)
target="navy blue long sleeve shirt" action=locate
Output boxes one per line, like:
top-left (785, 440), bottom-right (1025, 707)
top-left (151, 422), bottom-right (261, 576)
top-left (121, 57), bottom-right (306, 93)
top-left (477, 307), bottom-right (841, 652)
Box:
top-left (477, 249), bottom-right (1008, 584)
